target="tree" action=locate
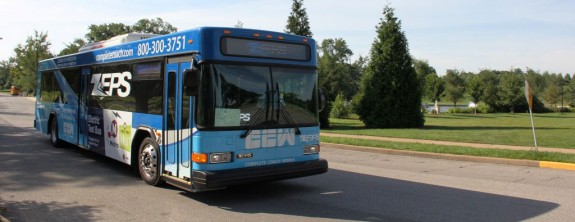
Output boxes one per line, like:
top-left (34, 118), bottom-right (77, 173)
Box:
top-left (317, 38), bottom-right (354, 128)
top-left (85, 18), bottom-right (178, 43)
top-left (58, 38), bottom-right (86, 56)
top-left (424, 73), bottom-right (445, 114)
top-left (348, 56), bottom-right (368, 114)
top-left (478, 69), bottom-right (499, 109)
top-left (349, 56), bottom-right (367, 97)
top-left (85, 23), bottom-right (131, 42)
top-left (0, 59), bottom-right (13, 89)
top-left (285, 0), bottom-right (313, 37)
top-left (543, 75), bottom-right (562, 111)
top-left (10, 31), bottom-right (53, 94)
top-left (459, 71), bottom-right (475, 83)
top-left (568, 75), bottom-right (575, 107)
top-left (498, 71), bottom-right (523, 114)
top-left (564, 74), bottom-right (573, 106)
top-left (559, 74), bottom-right (569, 111)
top-left (443, 69), bottom-right (466, 107)
top-left (318, 38), bottom-right (354, 98)
top-left (132, 18), bottom-right (177, 34)
top-left (525, 68), bottom-right (546, 97)
top-left (467, 74), bottom-right (483, 114)
top-left (354, 5), bottom-right (424, 128)
top-left (413, 59), bottom-right (436, 96)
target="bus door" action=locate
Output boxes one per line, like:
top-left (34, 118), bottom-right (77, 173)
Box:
top-left (78, 67), bottom-right (91, 148)
top-left (163, 56), bottom-right (194, 181)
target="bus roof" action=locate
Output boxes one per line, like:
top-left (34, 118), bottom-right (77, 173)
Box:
top-left (39, 27), bottom-right (317, 71)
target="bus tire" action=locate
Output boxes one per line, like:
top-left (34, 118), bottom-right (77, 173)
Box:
top-left (138, 137), bottom-right (164, 186)
top-left (49, 117), bottom-right (63, 148)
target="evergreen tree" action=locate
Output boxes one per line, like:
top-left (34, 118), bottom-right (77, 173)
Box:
top-left (355, 5), bottom-right (424, 128)
top-left (285, 0), bottom-right (313, 37)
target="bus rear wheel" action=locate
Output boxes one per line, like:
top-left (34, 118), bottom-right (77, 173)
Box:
top-left (138, 138), bottom-right (164, 186)
top-left (49, 118), bottom-right (63, 147)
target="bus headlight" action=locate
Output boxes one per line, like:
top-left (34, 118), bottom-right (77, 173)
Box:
top-left (304, 145), bottom-right (320, 155)
top-left (210, 152), bottom-right (232, 164)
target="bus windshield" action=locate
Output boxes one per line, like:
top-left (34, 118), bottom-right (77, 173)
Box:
top-left (197, 64), bottom-right (318, 129)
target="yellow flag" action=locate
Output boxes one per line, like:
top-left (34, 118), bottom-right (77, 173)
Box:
top-left (525, 80), bottom-right (533, 111)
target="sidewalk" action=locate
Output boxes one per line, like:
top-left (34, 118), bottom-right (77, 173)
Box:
top-left (321, 132), bottom-right (575, 171)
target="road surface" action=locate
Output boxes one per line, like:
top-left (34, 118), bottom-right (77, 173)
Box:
top-left (1, 95), bottom-right (574, 221)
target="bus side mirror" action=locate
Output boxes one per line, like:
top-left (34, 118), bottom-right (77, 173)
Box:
top-left (184, 61), bottom-right (201, 95)
top-left (318, 88), bottom-right (326, 112)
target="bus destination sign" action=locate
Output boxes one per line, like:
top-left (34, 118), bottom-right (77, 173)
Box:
top-left (221, 37), bottom-right (310, 61)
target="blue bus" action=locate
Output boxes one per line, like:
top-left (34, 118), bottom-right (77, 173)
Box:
top-left (35, 27), bottom-right (328, 192)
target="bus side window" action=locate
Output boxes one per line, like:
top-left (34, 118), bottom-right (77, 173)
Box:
top-left (41, 71), bottom-right (61, 103)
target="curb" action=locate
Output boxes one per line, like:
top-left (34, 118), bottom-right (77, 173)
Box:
top-left (321, 142), bottom-right (575, 171)
top-left (539, 161), bottom-right (575, 171)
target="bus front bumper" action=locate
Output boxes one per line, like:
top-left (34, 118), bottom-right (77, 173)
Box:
top-left (191, 159), bottom-right (328, 191)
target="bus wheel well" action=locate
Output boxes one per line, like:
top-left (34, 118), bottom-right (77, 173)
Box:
top-left (131, 130), bottom-right (153, 167)
top-left (47, 114), bottom-right (55, 134)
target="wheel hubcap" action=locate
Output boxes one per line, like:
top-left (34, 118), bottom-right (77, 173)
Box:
top-left (140, 144), bottom-right (157, 177)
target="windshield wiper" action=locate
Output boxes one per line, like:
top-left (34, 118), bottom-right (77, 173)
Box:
top-left (240, 84), bottom-right (271, 138)
top-left (275, 82), bottom-right (301, 135)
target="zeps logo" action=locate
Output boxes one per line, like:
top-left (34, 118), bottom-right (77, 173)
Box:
top-left (91, 72), bottom-right (132, 97)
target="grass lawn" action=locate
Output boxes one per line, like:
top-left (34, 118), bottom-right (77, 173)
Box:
top-left (321, 137), bottom-right (575, 163)
top-left (324, 113), bottom-right (575, 149)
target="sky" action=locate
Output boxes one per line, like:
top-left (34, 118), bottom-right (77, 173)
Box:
top-left (0, 0), bottom-right (574, 75)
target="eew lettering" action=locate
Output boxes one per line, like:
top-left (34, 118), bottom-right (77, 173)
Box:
top-left (91, 72), bottom-right (132, 97)
top-left (245, 129), bottom-right (295, 149)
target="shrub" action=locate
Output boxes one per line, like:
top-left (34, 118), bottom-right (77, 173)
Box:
top-left (476, 104), bottom-right (493, 113)
top-left (446, 107), bottom-right (473, 114)
top-left (330, 93), bottom-right (349, 118)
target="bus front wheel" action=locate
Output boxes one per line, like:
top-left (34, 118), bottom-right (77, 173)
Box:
top-left (138, 138), bottom-right (164, 186)
top-left (49, 118), bottom-right (63, 147)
